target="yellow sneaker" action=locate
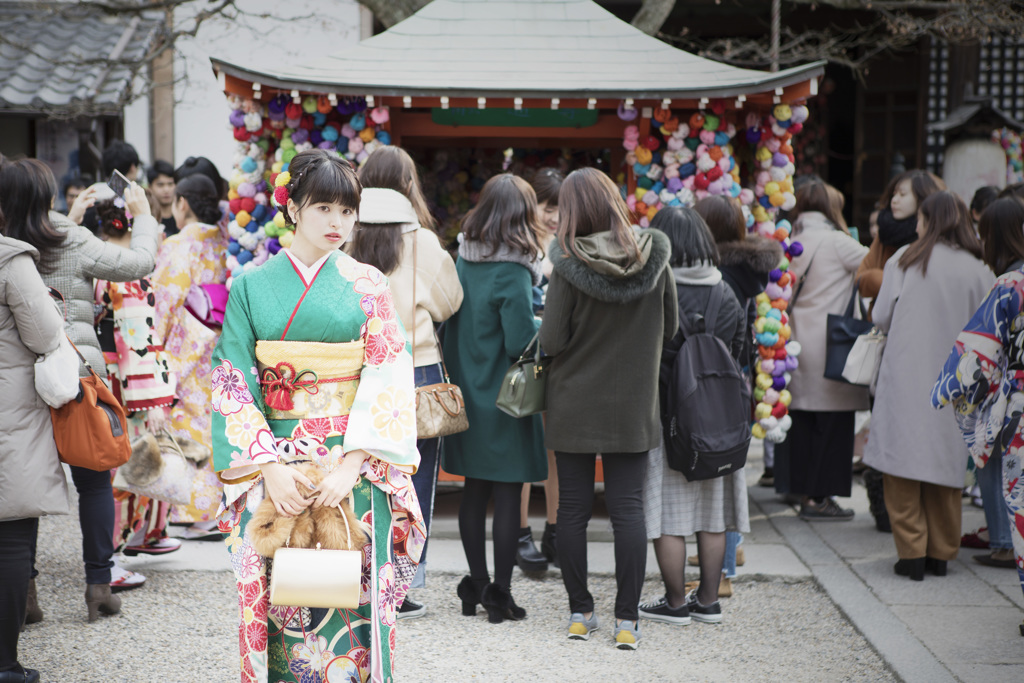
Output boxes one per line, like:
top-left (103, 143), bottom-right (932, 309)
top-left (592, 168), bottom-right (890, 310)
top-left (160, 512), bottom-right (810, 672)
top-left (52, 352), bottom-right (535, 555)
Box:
top-left (567, 612), bottom-right (599, 641)
top-left (613, 619), bottom-right (640, 650)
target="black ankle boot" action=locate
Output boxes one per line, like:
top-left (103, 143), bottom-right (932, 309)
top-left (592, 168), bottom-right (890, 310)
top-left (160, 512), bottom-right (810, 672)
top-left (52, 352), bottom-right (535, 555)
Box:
top-left (894, 558), bottom-right (926, 581)
top-left (456, 575), bottom-right (487, 617)
top-left (480, 583), bottom-right (526, 624)
top-left (541, 522), bottom-right (559, 567)
top-left (515, 527), bottom-right (548, 572)
top-left (925, 557), bottom-right (947, 576)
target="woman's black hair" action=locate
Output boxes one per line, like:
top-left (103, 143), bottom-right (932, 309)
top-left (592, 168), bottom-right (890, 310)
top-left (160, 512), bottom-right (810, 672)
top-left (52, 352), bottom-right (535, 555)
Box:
top-left (280, 149), bottom-right (361, 226)
top-left (650, 205), bottom-right (720, 267)
top-left (0, 157), bottom-right (66, 272)
top-left (175, 174), bottom-right (223, 225)
top-left (175, 156), bottom-right (227, 199)
top-left (95, 199), bottom-right (130, 239)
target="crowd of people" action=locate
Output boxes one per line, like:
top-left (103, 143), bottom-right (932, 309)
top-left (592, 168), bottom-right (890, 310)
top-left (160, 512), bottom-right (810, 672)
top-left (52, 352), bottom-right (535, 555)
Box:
top-left (0, 136), bottom-right (1022, 682)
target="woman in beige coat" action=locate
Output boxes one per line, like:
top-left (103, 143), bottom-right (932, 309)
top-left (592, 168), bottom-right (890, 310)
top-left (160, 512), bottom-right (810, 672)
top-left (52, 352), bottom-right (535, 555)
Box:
top-left (348, 146), bottom-right (463, 619)
top-left (0, 229), bottom-right (68, 683)
top-left (864, 191), bottom-right (994, 581)
top-left (782, 182), bottom-right (870, 520)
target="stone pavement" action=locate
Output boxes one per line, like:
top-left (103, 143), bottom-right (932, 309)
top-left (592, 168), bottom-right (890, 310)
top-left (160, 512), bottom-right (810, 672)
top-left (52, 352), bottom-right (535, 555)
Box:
top-left (21, 441), bottom-right (1024, 681)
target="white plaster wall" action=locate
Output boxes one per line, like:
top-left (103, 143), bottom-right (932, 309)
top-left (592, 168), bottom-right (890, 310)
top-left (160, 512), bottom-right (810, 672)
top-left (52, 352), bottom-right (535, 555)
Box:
top-left (123, 74), bottom-right (152, 169)
top-left (172, 0), bottom-right (362, 180)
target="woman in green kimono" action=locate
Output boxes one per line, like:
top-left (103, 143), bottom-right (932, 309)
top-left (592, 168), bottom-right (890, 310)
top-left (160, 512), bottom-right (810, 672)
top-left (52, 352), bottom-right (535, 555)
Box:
top-left (211, 149), bottom-right (424, 683)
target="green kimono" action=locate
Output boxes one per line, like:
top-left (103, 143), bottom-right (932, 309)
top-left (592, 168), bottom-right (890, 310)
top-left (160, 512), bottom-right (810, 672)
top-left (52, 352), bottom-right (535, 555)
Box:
top-left (211, 249), bottom-right (424, 683)
top-left (441, 258), bottom-right (546, 483)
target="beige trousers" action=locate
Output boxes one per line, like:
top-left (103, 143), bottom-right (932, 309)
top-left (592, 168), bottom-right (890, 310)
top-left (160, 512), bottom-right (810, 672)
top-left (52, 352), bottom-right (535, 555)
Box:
top-left (883, 474), bottom-right (961, 561)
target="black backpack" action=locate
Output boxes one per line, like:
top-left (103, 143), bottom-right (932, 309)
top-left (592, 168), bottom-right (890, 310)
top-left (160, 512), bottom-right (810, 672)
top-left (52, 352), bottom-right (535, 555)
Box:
top-left (664, 284), bottom-right (752, 481)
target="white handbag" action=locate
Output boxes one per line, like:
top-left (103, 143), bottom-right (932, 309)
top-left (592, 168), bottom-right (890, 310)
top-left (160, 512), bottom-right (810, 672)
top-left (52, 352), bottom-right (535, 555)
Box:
top-left (842, 327), bottom-right (887, 389)
top-left (34, 334), bottom-right (81, 408)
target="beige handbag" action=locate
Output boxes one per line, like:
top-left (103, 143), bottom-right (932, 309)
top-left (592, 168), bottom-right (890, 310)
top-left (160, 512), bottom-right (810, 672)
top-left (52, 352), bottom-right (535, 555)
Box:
top-left (268, 511), bottom-right (363, 609)
top-left (411, 234), bottom-right (469, 439)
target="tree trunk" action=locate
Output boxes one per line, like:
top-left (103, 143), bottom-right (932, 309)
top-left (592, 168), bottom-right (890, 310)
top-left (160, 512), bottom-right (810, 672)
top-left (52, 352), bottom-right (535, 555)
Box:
top-left (631, 0), bottom-right (676, 36)
top-left (356, 0), bottom-right (431, 28)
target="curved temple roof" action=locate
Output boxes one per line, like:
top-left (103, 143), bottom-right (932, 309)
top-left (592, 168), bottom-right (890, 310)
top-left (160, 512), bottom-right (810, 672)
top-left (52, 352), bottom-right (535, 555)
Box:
top-left (212, 0), bottom-right (824, 101)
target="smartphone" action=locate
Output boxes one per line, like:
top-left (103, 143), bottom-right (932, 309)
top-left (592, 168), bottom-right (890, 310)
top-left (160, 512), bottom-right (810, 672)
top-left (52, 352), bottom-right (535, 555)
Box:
top-left (107, 169), bottom-right (131, 198)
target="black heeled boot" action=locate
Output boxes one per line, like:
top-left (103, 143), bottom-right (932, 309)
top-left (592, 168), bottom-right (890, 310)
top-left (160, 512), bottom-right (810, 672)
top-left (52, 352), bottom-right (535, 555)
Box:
top-left (541, 522), bottom-right (558, 568)
top-left (480, 583), bottom-right (526, 624)
top-left (515, 527), bottom-right (548, 572)
top-left (894, 558), bottom-right (926, 581)
top-left (456, 575), bottom-right (487, 617)
top-left (863, 468), bottom-right (891, 533)
top-left (925, 557), bottom-right (947, 576)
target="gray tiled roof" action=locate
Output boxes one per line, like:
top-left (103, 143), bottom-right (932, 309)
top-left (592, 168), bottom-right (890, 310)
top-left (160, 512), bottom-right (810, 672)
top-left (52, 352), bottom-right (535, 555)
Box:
top-left (212, 0), bottom-right (823, 100)
top-left (0, 2), bottom-right (162, 115)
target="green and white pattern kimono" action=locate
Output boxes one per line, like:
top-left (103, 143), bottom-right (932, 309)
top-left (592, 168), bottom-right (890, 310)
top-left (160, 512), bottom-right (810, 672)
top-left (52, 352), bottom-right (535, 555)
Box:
top-left (212, 249), bottom-right (424, 683)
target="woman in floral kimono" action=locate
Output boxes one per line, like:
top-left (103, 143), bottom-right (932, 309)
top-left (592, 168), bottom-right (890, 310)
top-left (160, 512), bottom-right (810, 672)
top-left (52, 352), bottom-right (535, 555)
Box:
top-left (94, 198), bottom-right (180, 557)
top-left (932, 198), bottom-right (1024, 636)
top-left (152, 173), bottom-right (230, 535)
top-left (212, 149), bottom-right (424, 682)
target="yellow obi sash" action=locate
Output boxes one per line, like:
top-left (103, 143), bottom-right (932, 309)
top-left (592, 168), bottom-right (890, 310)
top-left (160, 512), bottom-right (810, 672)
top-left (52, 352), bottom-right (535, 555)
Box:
top-left (255, 340), bottom-right (363, 421)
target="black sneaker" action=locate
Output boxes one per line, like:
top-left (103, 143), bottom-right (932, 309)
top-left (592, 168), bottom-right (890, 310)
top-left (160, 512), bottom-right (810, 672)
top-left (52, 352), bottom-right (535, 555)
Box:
top-left (397, 596), bottom-right (426, 619)
top-left (685, 590), bottom-right (722, 624)
top-left (799, 497), bottom-right (854, 521)
top-left (638, 595), bottom-right (691, 625)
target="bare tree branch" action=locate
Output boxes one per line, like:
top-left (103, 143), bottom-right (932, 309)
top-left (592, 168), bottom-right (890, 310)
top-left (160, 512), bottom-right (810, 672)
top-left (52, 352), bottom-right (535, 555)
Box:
top-left (355, 0), bottom-right (431, 28)
top-left (631, 0), bottom-right (677, 36)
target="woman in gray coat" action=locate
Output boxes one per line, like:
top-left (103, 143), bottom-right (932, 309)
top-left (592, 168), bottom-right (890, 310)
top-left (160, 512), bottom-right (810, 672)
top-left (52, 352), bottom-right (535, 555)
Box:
top-left (864, 191), bottom-right (994, 581)
top-left (0, 158), bottom-right (158, 619)
top-left (0, 225), bottom-right (68, 683)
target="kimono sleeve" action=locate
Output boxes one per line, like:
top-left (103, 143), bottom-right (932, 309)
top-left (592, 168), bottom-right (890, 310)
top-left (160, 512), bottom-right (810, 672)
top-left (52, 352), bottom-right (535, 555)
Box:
top-left (150, 234), bottom-right (192, 349)
top-left (932, 277), bottom-right (1013, 410)
top-left (210, 276), bottom-right (280, 483)
top-left (344, 273), bottom-right (419, 472)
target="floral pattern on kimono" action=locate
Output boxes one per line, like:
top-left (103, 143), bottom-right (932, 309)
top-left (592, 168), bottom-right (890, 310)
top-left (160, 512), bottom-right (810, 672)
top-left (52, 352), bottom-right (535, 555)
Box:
top-left (932, 267), bottom-right (1024, 596)
top-left (96, 277), bottom-right (177, 550)
top-left (152, 221), bottom-right (229, 522)
top-left (212, 250), bottom-right (423, 683)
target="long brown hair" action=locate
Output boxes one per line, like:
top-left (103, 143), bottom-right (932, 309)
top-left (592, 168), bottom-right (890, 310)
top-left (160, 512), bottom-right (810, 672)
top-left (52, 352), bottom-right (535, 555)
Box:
top-left (793, 181), bottom-right (848, 234)
top-left (358, 146), bottom-right (435, 231)
top-left (557, 167), bottom-right (641, 263)
top-left (0, 157), bottom-right (66, 272)
top-left (694, 195), bottom-right (745, 245)
top-left (876, 169), bottom-right (946, 211)
top-left (461, 174), bottom-right (544, 258)
top-left (899, 190), bottom-right (983, 275)
top-left (978, 195), bottom-right (1024, 275)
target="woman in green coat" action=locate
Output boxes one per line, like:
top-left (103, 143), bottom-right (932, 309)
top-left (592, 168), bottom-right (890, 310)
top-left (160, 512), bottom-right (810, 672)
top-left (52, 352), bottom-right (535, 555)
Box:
top-left (442, 174), bottom-right (547, 624)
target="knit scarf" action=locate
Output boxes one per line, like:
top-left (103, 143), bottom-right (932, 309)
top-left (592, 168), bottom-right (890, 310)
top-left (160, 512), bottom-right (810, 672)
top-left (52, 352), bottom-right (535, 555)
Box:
top-left (877, 207), bottom-right (919, 248)
top-left (672, 261), bottom-right (722, 286)
top-left (457, 235), bottom-right (544, 286)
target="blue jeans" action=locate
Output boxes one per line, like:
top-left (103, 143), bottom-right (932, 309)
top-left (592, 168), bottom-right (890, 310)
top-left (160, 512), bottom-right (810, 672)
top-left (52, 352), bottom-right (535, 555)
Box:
top-left (977, 450), bottom-right (1012, 550)
top-left (410, 362), bottom-right (444, 588)
top-left (723, 532), bottom-right (742, 579)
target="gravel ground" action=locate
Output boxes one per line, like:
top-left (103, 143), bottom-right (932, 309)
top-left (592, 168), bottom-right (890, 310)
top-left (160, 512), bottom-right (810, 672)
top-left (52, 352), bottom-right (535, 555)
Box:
top-left (21, 498), bottom-right (895, 682)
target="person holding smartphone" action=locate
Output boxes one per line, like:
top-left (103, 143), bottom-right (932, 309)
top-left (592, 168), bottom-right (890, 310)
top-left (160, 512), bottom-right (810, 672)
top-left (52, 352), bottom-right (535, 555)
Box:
top-left (0, 157), bottom-right (159, 620)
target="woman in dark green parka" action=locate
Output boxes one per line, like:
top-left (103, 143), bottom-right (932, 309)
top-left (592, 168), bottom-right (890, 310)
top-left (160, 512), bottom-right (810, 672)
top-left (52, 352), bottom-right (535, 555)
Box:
top-left (539, 168), bottom-right (677, 650)
top-left (442, 174), bottom-right (547, 623)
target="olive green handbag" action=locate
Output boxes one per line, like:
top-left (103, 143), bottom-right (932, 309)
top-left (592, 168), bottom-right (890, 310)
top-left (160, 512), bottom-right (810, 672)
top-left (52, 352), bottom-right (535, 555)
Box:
top-left (495, 332), bottom-right (550, 418)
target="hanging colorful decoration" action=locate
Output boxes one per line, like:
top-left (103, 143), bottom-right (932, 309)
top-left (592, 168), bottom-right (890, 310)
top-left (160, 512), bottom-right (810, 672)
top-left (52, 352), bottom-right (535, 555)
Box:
top-left (993, 126), bottom-right (1024, 185)
top-left (743, 103), bottom-right (809, 443)
top-left (222, 93), bottom-right (392, 284)
top-left (617, 100), bottom-right (741, 225)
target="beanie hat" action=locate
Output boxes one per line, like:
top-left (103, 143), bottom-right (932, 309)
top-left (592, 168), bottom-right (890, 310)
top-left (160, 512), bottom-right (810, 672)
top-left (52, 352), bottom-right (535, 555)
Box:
top-left (358, 188), bottom-right (418, 225)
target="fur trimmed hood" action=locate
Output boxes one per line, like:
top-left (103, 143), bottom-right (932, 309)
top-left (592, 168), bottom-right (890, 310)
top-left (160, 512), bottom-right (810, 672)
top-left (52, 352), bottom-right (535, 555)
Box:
top-left (717, 235), bottom-right (783, 275)
top-left (550, 229), bottom-right (670, 304)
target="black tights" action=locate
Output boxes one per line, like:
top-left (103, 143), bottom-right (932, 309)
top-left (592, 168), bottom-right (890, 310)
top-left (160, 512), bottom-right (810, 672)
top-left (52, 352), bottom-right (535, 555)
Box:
top-left (653, 531), bottom-right (726, 607)
top-left (458, 477), bottom-right (522, 590)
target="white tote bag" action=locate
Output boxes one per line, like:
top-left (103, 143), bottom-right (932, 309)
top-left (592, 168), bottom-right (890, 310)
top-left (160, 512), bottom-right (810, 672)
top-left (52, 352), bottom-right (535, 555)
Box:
top-left (34, 334), bottom-right (81, 408)
top-left (842, 328), bottom-right (887, 388)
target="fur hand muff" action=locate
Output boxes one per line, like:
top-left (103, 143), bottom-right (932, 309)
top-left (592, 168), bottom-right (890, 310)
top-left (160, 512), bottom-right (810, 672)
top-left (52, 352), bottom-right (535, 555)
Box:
top-left (121, 432), bottom-right (163, 486)
top-left (248, 462), bottom-right (370, 559)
